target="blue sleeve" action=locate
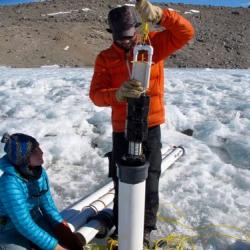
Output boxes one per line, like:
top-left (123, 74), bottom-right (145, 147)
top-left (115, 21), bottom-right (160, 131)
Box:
top-left (39, 171), bottom-right (63, 227)
top-left (0, 175), bottom-right (58, 250)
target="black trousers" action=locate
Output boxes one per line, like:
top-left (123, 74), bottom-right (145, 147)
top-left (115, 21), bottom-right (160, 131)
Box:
top-left (110, 125), bottom-right (162, 232)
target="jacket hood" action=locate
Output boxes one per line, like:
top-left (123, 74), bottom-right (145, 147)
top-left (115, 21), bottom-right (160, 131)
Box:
top-left (0, 155), bottom-right (23, 179)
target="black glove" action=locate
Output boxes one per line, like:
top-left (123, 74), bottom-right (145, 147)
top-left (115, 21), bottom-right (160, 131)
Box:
top-left (53, 221), bottom-right (84, 250)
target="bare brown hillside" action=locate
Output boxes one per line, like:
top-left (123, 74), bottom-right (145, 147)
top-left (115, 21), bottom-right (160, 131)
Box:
top-left (0, 0), bottom-right (249, 68)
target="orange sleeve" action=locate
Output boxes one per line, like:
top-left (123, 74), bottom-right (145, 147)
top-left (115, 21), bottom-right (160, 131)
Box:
top-left (89, 53), bottom-right (120, 107)
top-left (151, 8), bottom-right (195, 62)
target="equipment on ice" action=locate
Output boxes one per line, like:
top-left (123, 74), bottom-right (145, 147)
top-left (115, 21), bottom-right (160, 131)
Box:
top-left (61, 36), bottom-right (185, 250)
top-left (60, 7), bottom-right (185, 248)
top-left (61, 145), bottom-right (185, 247)
top-left (117, 44), bottom-right (153, 250)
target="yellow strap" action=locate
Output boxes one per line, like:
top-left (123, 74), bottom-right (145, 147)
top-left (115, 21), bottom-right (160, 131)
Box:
top-left (142, 21), bottom-right (150, 44)
top-left (140, 21), bottom-right (150, 62)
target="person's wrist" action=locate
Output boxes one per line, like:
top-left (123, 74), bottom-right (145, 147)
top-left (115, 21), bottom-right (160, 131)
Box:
top-left (115, 90), bottom-right (125, 102)
top-left (136, 0), bottom-right (163, 24)
top-left (54, 244), bottom-right (66, 250)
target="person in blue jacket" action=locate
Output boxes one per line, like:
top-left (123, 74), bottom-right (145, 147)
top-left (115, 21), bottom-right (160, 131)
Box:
top-left (0, 133), bottom-right (83, 250)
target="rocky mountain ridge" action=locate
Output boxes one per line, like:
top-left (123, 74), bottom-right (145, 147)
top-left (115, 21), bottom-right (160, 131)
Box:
top-left (0, 0), bottom-right (249, 68)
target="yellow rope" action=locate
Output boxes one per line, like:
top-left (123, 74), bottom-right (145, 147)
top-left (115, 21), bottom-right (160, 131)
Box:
top-left (85, 243), bottom-right (105, 250)
top-left (85, 193), bottom-right (250, 249)
top-left (156, 200), bottom-right (250, 250)
top-left (154, 233), bottom-right (196, 250)
top-left (142, 21), bottom-right (150, 44)
top-left (86, 239), bottom-right (118, 250)
top-left (106, 237), bottom-right (118, 250)
top-left (158, 215), bottom-right (250, 241)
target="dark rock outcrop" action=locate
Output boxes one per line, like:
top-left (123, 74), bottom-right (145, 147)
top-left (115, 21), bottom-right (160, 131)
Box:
top-left (0, 0), bottom-right (249, 68)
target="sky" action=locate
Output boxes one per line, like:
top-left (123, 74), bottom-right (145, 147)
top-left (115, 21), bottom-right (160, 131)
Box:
top-left (0, 0), bottom-right (38, 5)
top-left (152, 0), bottom-right (250, 7)
top-left (0, 67), bottom-right (250, 249)
top-left (0, 0), bottom-right (249, 7)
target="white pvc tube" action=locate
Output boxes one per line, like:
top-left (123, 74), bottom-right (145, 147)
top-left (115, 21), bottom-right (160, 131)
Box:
top-left (77, 207), bottom-right (113, 245)
top-left (61, 181), bottom-right (113, 220)
top-left (118, 181), bottom-right (146, 250)
top-left (162, 147), bottom-right (184, 173)
top-left (67, 190), bottom-right (114, 231)
top-left (117, 147), bottom-right (184, 250)
top-left (78, 220), bottom-right (101, 245)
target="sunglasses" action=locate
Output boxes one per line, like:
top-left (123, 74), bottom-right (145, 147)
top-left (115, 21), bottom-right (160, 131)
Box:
top-left (116, 35), bottom-right (136, 43)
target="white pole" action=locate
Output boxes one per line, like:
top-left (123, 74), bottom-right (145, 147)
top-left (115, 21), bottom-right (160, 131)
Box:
top-left (118, 181), bottom-right (146, 250)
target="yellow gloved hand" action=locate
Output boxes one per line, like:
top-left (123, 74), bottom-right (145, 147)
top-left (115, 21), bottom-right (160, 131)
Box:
top-left (136, 0), bottom-right (163, 24)
top-left (116, 80), bottom-right (144, 102)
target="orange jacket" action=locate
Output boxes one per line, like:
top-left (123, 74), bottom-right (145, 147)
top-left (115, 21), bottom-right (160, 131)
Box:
top-left (90, 9), bottom-right (194, 132)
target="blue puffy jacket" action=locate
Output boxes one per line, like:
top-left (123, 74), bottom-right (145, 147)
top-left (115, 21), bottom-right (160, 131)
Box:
top-left (0, 155), bottom-right (63, 250)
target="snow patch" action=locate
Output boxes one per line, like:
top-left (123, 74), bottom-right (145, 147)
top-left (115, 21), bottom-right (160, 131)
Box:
top-left (0, 68), bottom-right (249, 249)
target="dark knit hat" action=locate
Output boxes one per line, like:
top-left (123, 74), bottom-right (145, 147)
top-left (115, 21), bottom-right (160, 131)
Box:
top-left (107, 5), bottom-right (140, 41)
top-left (1, 133), bottom-right (39, 166)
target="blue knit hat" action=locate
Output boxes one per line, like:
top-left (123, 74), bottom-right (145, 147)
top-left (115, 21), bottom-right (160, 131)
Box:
top-left (1, 133), bottom-right (39, 166)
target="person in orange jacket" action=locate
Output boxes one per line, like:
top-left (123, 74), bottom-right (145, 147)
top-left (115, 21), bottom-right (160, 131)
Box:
top-left (89, 0), bottom-right (194, 246)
